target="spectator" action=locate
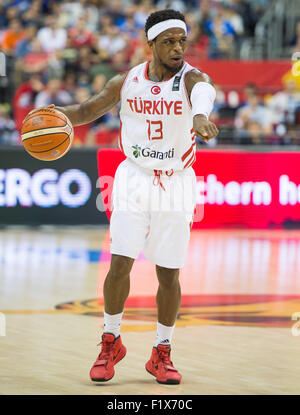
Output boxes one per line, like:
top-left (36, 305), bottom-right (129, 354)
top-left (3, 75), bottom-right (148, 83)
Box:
top-left (267, 79), bottom-right (300, 125)
top-left (210, 84), bottom-right (226, 122)
top-left (241, 82), bottom-right (258, 106)
top-left (47, 1), bottom-right (70, 30)
top-left (1, 18), bottom-right (25, 56)
top-left (22, 39), bottom-right (49, 77)
top-left (3, 0), bottom-right (30, 14)
top-left (185, 13), bottom-right (209, 60)
top-left (156, 0), bottom-right (186, 13)
top-left (205, 8), bottom-right (236, 58)
top-left (111, 49), bottom-right (130, 72)
top-left (56, 33), bottom-right (79, 76)
top-left (94, 105), bottom-right (120, 147)
top-left (97, 24), bottom-right (127, 55)
top-left (231, 0), bottom-right (256, 37)
top-left (13, 74), bottom-right (44, 130)
top-left (4, 4), bottom-right (19, 22)
top-left (92, 74), bottom-right (107, 95)
top-left (34, 78), bottom-right (73, 108)
top-left (290, 20), bottom-right (300, 55)
top-left (80, 0), bottom-right (100, 32)
top-left (22, 0), bottom-right (43, 27)
top-left (88, 60), bottom-right (117, 85)
top-left (104, 105), bottom-right (120, 132)
top-left (0, 104), bottom-right (18, 145)
top-left (37, 14), bottom-right (67, 53)
top-left (88, 73), bottom-right (121, 147)
top-left (71, 46), bottom-right (99, 81)
top-left (118, 2), bottom-right (139, 38)
top-left (14, 24), bottom-right (39, 85)
top-left (222, 5), bottom-right (244, 37)
top-left (134, 0), bottom-right (155, 29)
top-left (197, 0), bottom-right (216, 34)
top-left (60, 0), bottom-right (99, 32)
top-left (73, 86), bottom-right (93, 146)
top-left (60, 0), bottom-right (84, 27)
top-left (68, 16), bottom-right (95, 48)
top-left (15, 24), bottom-right (38, 59)
top-left (107, 0), bottom-right (126, 27)
top-left (185, 12), bottom-right (201, 43)
top-left (98, 13), bottom-right (113, 34)
top-left (74, 85), bottom-right (90, 104)
top-left (234, 92), bottom-right (273, 143)
top-left (128, 28), bottom-right (152, 66)
top-left (209, 84), bottom-right (239, 145)
top-left (119, 15), bottom-right (139, 38)
top-left (90, 74), bottom-right (109, 129)
top-left (63, 72), bottom-right (78, 101)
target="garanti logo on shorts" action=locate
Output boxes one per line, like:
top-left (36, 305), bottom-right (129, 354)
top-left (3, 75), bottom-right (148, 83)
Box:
top-left (132, 145), bottom-right (174, 160)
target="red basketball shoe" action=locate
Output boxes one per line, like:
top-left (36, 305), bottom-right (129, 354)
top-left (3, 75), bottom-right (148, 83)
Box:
top-left (145, 344), bottom-right (182, 384)
top-left (90, 333), bottom-right (126, 382)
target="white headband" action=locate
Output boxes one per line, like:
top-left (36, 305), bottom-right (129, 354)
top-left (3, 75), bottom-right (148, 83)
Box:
top-left (147, 19), bottom-right (187, 41)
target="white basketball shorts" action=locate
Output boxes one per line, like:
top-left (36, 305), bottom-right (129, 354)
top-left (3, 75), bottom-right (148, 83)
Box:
top-left (110, 158), bottom-right (196, 269)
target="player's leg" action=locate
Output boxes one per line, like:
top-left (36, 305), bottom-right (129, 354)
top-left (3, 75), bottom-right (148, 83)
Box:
top-left (102, 157), bottom-right (149, 335)
top-left (143, 216), bottom-right (189, 385)
top-left (104, 254), bottom-right (134, 316)
top-left (145, 265), bottom-right (182, 385)
top-left (90, 159), bottom-right (150, 382)
top-left (90, 254), bottom-right (134, 382)
top-left (155, 265), bottom-right (180, 329)
top-left (144, 168), bottom-right (196, 384)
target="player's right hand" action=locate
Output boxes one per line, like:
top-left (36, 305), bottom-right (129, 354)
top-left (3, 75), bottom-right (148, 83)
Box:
top-left (193, 114), bottom-right (219, 143)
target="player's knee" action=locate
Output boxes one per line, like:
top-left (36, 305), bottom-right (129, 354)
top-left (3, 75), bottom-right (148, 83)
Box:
top-left (108, 255), bottom-right (133, 282)
top-left (156, 266), bottom-right (180, 289)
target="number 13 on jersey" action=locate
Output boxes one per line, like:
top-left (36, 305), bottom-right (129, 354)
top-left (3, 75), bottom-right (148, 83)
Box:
top-left (146, 120), bottom-right (163, 140)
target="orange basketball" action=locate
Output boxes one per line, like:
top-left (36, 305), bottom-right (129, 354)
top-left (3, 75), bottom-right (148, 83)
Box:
top-left (21, 108), bottom-right (74, 161)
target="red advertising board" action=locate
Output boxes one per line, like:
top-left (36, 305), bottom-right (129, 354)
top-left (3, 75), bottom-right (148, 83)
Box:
top-left (186, 60), bottom-right (292, 88)
top-left (97, 149), bottom-right (300, 229)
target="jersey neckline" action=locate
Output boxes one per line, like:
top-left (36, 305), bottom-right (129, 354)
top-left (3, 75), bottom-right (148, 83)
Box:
top-left (143, 60), bottom-right (186, 83)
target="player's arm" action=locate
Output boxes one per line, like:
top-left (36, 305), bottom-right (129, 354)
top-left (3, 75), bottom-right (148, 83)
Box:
top-left (54, 72), bottom-right (128, 126)
top-left (185, 70), bottom-right (219, 143)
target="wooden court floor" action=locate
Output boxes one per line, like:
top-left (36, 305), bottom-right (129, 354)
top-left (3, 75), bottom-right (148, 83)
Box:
top-left (1, 226), bottom-right (300, 395)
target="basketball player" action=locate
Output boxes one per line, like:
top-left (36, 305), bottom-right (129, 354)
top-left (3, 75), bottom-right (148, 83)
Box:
top-left (49, 9), bottom-right (218, 384)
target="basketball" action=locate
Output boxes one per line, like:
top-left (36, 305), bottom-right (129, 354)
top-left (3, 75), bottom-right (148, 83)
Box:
top-left (21, 108), bottom-right (74, 161)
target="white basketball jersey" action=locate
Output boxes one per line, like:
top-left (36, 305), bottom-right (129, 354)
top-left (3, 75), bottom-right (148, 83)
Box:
top-left (119, 61), bottom-right (197, 172)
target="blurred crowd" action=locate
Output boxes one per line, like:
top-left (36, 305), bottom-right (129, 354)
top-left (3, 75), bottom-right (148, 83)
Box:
top-left (1, 0), bottom-right (300, 147)
top-left (210, 78), bottom-right (300, 146)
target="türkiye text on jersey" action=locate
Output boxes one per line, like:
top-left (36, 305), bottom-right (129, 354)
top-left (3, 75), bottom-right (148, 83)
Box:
top-left (127, 98), bottom-right (183, 115)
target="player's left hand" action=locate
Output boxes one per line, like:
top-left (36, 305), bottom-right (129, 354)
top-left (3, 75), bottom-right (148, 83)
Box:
top-left (193, 114), bottom-right (219, 143)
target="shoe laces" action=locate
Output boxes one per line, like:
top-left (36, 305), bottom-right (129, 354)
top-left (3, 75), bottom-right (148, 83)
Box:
top-left (97, 337), bottom-right (114, 360)
top-left (158, 347), bottom-right (173, 366)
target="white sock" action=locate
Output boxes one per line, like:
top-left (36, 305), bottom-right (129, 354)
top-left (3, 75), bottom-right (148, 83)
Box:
top-left (155, 322), bottom-right (175, 347)
top-left (103, 311), bottom-right (123, 338)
